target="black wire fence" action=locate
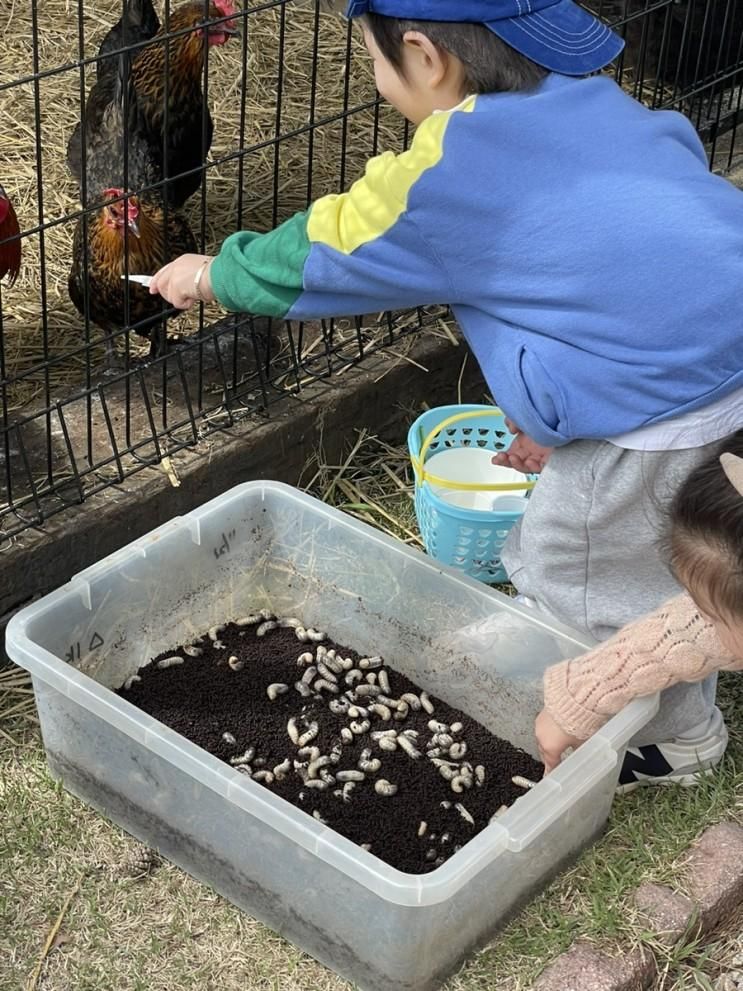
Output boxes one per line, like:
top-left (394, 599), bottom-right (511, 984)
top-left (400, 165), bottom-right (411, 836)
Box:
top-left (0, 0), bottom-right (740, 541)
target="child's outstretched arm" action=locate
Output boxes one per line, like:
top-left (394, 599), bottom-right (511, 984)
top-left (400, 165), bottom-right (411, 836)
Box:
top-left (150, 110), bottom-right (461, 317)
top-left (536, 593), bottom-right (742, 771)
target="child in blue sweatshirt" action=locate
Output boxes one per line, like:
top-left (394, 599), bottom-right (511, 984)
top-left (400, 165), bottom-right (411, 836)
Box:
top-left (151, 0), bottom-right (743, 789)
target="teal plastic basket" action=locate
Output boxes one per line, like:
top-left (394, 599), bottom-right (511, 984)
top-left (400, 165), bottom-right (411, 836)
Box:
top-left (407, 405), bottom-right (536, 583)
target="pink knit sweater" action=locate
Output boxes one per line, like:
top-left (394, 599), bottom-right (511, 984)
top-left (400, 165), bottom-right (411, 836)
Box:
top-left (543, 594), bottom-right (743, 739)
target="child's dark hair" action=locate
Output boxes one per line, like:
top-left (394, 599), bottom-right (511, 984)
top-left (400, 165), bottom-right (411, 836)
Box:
top-left (363, 13), bottom-right (548, 94)
top-left (667, 429), bottom-right (743, 621)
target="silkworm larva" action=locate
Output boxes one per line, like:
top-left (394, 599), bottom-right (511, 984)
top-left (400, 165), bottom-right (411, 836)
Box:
top-left (294, 681), bottom-right (312, 698)
top-left (359, 656), bottom-right (382, 669)
top-left (360, 843), bottom-right (372, 851)
top-left (341, 727), bottom-right (354, 743)
top-left (221, 732), bottom-right (237, 745)
top-left (490, 805), bottom-right (508, 822)
top-left (287, 718), bottom-right (300, 745)
top-left (329, 699), bottom-right (351, 715)
top-left (425, 848), bottom-right (437, 862)
top-left (252, 770), bottom-right (275, 784)
top-left (340, 657), bottom-right (354, 671)
top-left (455, 803), bottom-right (475, 826)
top-left (450, 722), bottom-right (463, 734)
top-left (354, 684), bottom-right (379, 698)
top-left (183, 645), bottom-right (203, 657)
top-left (303, 779), bottom-right (328, 790)
top-left (303, 627), bottom-right (325, 642)
top-left (400, 693), bottom-right (421, 710)
top-left (428, 720), bottom-right (448, 734)
top-left (256, 621), bottom-right (278, 637)
top-left (297, 652), bottom-right (315, 666)
top-left (348, 705), bottom-right (369, 719)
top-left (438, 765), bottom-right (456, 781)
top-left (451, 775), bottom-right (469, 793)
top-left (312, 809), bottom-right (327, 823)
top-left (401, 729), bottom-right (419, 739)
top-left (350, 719), bottom-right (371, 736)
top-left (266, 683), bottom-right (289, 701)
top-left (298, 744), bottom-right (321, 760)
top-left (512, 775), bottom-right (537, 790)
top-left (364, 672), bottom-right (377, 685)
top-left (435, 733), bottom-right (453, 749)
top-left (123, 675), bottom-right (141, 689)
top-left (358, 756), bottom-right (381, 774)
top-left (342, 781), bottom-right (356, 802)
top-left (308, 756), bottom-right (332, 779)
top-left (317, 662), bottom-right (338, 683)
top-left (374, 779), bottom-right (398, 797)
top-left (397, 736), bottom-right (421, 759)
top-left (418, 821), bottom-right (428, 837)
top-left (156, 656), bottom-right (184, 669)
top-left (345, 670), bottom-right (363, 686)
top-left (228, 656), bottom-right (244, 671)
top-left (393, 701), bottom-right (409, 721)
top-left (368, 703), bottom-right (392, 721)
top-left (208, 625), bottom-right (225, 641)
top-left (376, 694), bottom-right (401, 709)
top-left (475, 765), bottom-right (486, 786)
top-left (300, 665), bottom-right (318, 685)
top-left (377, 670), bottom-right (391, 695)
top-left (322, 655), bottom-right (343, 675)
top-left (273, 758), bottom-right (291, 780)
top-left (213, 641), bottom-right (226, 650)
top-left (371, 729), bottom-right (397, 740)
top-left (278, 617), bottom-right (301, 629)
top-left (449, 742), bottom-right (467, 760)
top-left (229, 753), bottom-right (252, 767)
top-left (427, 747), bottom-right (442, 758)
top-left (235, 614), bottom-right (261, 626)
top-left (314, 678), bottom-right (339, 695)
top-left (329, 742), bottom-right (343, 763)
top-left (336, 770), bottom-right (365, 782)
top-left (440, 800), bottom-right (452, 809)
top-left (379, 737), bottom-right (398, 752)
top-left (420, 692), bottom-right (434, 714)
top-left (298, 723), bottom-right (319, 747)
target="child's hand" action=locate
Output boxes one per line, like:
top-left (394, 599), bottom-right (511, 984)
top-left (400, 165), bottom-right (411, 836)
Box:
top-left (149, 254), bottom-right (216, 310)
top-left (534, 708), bottom-right (584, 774)
top-left (492, 419), bottom-right (553, 474)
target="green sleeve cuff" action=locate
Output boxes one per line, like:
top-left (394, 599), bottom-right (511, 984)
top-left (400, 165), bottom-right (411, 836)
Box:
top-left (210, 212), bottom-right (311, 317)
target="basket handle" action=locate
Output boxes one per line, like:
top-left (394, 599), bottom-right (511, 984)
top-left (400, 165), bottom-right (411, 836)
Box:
top-left (412, 409), bottom-right (536, 492)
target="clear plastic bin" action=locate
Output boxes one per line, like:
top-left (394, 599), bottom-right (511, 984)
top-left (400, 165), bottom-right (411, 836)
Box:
top-left (6, 482), bottom-right (657, 991)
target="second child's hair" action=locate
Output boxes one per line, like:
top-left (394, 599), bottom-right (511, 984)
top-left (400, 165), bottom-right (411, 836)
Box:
top-left (362, 13), bottom-right (548, 94)
top-left (666, 429), bottom-right (743, 622)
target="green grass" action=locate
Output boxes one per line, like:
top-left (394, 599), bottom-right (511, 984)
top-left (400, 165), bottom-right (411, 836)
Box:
top-left (2, 431), bottom-right (743, 990)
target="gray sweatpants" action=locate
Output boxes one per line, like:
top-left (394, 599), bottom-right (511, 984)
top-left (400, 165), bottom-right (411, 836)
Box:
top-left (501, 438), bottom-right (720, 743)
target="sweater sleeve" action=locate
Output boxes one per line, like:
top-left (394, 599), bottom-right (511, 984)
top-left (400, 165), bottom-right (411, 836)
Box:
top-left (543, 594), bottom-right (742, 739)
top-left (208, 101), bottom-right (475, 319)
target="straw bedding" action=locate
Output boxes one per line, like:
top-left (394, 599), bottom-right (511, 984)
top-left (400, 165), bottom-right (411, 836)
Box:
top-left (0, 0), bottom-right (406, 411)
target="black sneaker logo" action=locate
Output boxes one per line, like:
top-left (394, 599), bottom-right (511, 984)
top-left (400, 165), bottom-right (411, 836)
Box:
top-left (619, 745), bottom-right (674, 787)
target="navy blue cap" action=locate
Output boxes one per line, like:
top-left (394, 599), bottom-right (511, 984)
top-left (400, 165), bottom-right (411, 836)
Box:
top-left (346, 0), bottom-right (625, 76)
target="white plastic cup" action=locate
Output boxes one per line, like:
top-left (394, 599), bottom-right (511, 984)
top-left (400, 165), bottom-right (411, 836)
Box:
top-left (425, 448), bottom-right (527, 512)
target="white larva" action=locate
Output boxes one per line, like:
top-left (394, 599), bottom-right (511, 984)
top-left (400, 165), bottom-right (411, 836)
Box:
top-left (368, 703), bottom-right (392, 721)
top-left (379, 737), bottom-right (398, 752)
top-left (213, 641), bottom-right (226, 650)
top-left (451, 775), bottom-right (470, 794)
top-left (297, 722), bottom-right (319, 747)
top-left (304, 779), bottom-right (328, 790)
top-left (394, 701), bottom-right (410, 722)
top-left (418, 821), bottom-right (428, 838)
top-left (490, 805), bottom-right (508, 822)
top-left (420, 692), bottom-right (434, 714)
top-left (400, 693), bottom-right (421, 710)
top-left (336, 770), bottom-right (365, 782)
top-left (450, 722), bottom-right (463, 734)
top-left (315, 645), bottom-right (327, 660)
top-left (221, 732), bottom-right (237, 745)
top-left (329, 742), bottom-right (343, 763)
top-left (287, 718), bottom-right (300, 745)
top-left (512, 775), bottom-right (537, 790)
top-left (123, 674), bottom-right (141, 690)
top-left (455, 803), bottom-right (475, 826)
top-left (350, 719), bottom-right (371, 736)
top-left (440, 800), bottom-right (452, 809)
top-left (376, 694), bottom-right (400, 709)
top-left (341, 727), bottom-right (354, 744)
top-left (320, 768), bottom-right (336, 785)
top-left (208, 625), bottom-right (225, 641)
top-left (183, 645), bottom-right (203, 657)
top-left (425, 848), bottom-right (437, 862)
top-left (323, 655), bottom-right (343, 675)
top-left (303, 627), bottom-right (326, 642)
top-left (298, 745), bottom-right (320, 761)
top-left (297, 651), bottom-right (315, 666)
top-left (438, 765), bottom-right (456, 781)
top-left (359, 656), bottom-right (382, 669)
top-left (229, 752), bottom-right (252, 767)
top-left (308, 756), bottom-right (332, 779)
top-left (435, 733), bottom-right (454, 749)
top-left (314, 678), bottom-right (339, 694)
top-left (355, 684), bottom-right (379, 698)
top-left (371, 729), bottom-right (397, 740)
top-left (256, 620), bottom-right (278, 637)
top-left (348, 705), bottom-right (369, 719)
top-left (360, 843), bottom-right (372, 852)
top-left (427, 747), bottom-right (442, 758)
top-left (266, 683), bottom-right (289, 701)
top-left (278, 617), bottom-right (301, 629)
top-left (329, 699), bottom-right (351, 715)
top-left (316, 662), bottom-right (338, 683)
top-left (294, 681), bottom-right (312, 698)
top-left (449, 742), bottom-right (467, 759)
top-left (377, 670), bottom-right (391, 695)
top-left (345, 670), bottom-right (363, 686)
top-left (342, 781), bottom-right (356, 802)
top-left (428, 720), bottom-right (448, 734)
top-left (475, 765), bottom-right (486, 786)
top-left (397, 736), bottom-right (421, 759)
top-left (273, 758), bottom-right (291, 780)
top-left (401, 729), bottom-right (419, 740)
top-left (301, 665), bottom-right (318, 685)
top-left (252, 770), bottom-right (275, 784)
top-left (312, 809), bottom-right (327, 823)
top-left (228, 656), bottom-right (245, 671)
top-left (235, 614), bottom-right (261, 626)
top-left (341, 657), bottom-right (354, 671)
top-left (364, 672), bottom-right (378, 685)
top-left (358, 755), bottom-right (381, 774)
top-left (156, 656), bottom-right (184, 669)
top-left (374, 779), bottom-right (398, 797)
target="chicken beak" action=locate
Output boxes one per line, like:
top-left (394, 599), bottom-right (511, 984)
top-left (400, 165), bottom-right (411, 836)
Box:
top-left (127, 217), bottom-right (141, 239)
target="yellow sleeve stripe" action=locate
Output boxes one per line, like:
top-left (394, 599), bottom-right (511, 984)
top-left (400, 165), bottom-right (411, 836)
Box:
top-left (306, 97), bottom-right (476, 255)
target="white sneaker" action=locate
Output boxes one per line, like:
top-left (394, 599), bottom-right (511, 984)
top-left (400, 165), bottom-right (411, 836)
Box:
top-left (617, 707), bottom-right (728, 794)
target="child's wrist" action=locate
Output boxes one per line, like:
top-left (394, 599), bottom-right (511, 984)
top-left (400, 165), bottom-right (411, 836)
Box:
top-left (194, 257), bottom-right (215, 303)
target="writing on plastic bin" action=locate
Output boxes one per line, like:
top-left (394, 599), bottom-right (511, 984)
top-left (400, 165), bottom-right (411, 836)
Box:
top-left (213, 529), bottom-right (237, 559)
top-left (65, 631), bottom-right (104, 663)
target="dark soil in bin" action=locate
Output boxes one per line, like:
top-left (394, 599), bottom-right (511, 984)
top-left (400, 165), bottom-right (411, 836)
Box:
top-left (117, 617), bottom-right (543, 874)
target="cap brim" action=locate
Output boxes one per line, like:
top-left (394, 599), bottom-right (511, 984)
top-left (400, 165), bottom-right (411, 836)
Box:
top-left (486, 0), bottom-right (624, 76)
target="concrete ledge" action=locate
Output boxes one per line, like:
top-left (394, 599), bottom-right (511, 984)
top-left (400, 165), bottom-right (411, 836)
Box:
top-left (634, 882), bottom-right (696, 946)
top-left (0, 330), bottom-right (484, 629)
top-left (684, 822), bottom-right (743, 933)
top-left (533, 941), bottom-right (655, 991)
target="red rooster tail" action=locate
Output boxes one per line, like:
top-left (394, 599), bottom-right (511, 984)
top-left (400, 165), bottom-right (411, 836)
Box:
top-left (0, 195), bottom-right (21, 288)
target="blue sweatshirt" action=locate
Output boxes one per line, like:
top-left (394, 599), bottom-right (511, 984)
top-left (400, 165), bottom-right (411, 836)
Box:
top-left (210, 73), bottom-right (743, 447)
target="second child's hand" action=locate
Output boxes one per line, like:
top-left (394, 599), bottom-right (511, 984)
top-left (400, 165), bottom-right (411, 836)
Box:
top-left (492, 419), bottom-right (553, 474)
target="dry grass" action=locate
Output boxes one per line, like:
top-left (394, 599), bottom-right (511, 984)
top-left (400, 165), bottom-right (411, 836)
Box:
top-left (0, 0), bottom-right (404, 410)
